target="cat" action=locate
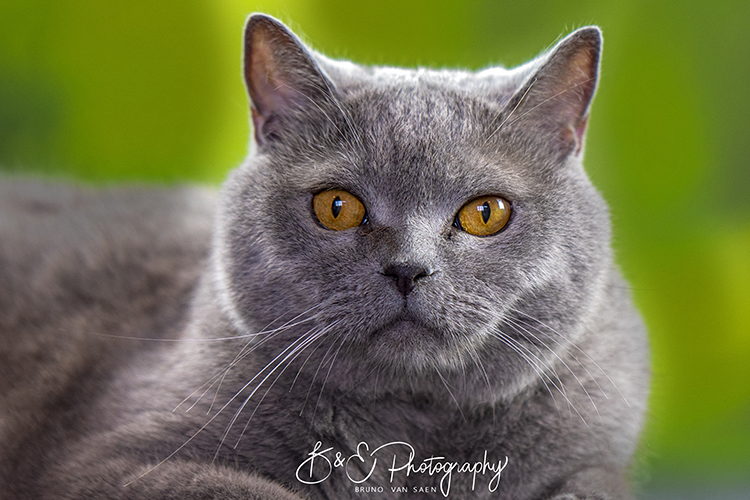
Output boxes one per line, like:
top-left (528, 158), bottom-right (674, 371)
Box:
top-left (0, 13), bottom-right (650, 500)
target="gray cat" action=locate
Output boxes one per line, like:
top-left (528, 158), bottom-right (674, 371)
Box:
top-left (0, 13), bottom-right (650, 500)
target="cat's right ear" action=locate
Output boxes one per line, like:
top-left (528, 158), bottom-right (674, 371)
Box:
top-left (243, 14), bottom-right (336, 146)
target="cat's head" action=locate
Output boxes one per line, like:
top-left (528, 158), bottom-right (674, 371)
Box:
top-left (212, 14), bottom-right (610, 395)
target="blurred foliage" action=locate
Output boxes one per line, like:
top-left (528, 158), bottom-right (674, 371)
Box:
top-left (2, 0), bottom-right (749, 494)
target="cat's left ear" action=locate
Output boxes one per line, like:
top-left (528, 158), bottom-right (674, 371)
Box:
top-left (502, 27), bottom-right (601, 158)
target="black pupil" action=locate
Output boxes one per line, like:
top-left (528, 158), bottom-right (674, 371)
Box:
top-left (480, 201), bottom-right (491, 223)
top-left (332, 196), bottom-right (343, 218)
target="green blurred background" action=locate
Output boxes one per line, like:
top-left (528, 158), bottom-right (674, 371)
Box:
top-left (1, 1), bottom-right (748, 497)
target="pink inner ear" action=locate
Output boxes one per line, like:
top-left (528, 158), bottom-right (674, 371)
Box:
top-left (250, 108), bottom-right (265, 143)
top-left (556, 45), bottom-right (597, 157)
top-left (573, 115), bottom-right (589, 156)
top-left (248, 37), bottom-right (297, 118)
top-left (561, 46), bottom-right (597, 118)
top-left (247, 36), bottom-right (299, 143)
top-left (250, 41), bottom-right (277, 112)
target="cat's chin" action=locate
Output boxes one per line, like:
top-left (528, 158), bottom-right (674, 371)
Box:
top-left (375, 316), bottom-right (439, 343)
top-left (361, 313), bottom-right (459, 370)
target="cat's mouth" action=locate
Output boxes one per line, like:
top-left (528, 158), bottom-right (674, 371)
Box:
top-left (368, 310), bottom-right (446, 355)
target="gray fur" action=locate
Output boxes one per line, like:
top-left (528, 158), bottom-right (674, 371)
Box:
top-left (0, 14), bottom-right (649, 500)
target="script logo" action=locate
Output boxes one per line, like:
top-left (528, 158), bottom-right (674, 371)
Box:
top-left (296, 441), bottom-right (509, 497)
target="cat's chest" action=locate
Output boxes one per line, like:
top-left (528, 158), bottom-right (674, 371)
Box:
top-left (235, 394), bottom-right (532, 499)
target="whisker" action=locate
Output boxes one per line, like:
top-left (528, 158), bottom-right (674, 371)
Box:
top-left (448, 332), bottom-right (468, 382)
top-left (460, 333), bottom-right (493, 395)
top-left (300, 328), bottom-right (342, 417)
top-left (491, 329), bottom-right (589, 425)
top-left (310, 331), bottom-right (349, 427)
top-left (505, 313), bottom-right (616, 464)
top-left (506, 314), bottom-right (607, 401)
top-left (289, 339), bottom-right (326, 393)
top-left (207, 307), bottom-right (324, 413)
top-left (484, 77), bottom-right (537, 145)
top-left (232, 324), bottom-right (336, 449)
top-left (461, 335), bottom-right (497, 422)
top-left (435, 367), bottom-right (466, 421)
top-left (214, 326), bottom-right (332, 455)
top-left (173, 306), bottom-right (323, 413)
top-left (505, 78), bottom-right (596, 129)
top-left (509, 307), bottom-right (630, 407)
top-left (504, 317), bottom-right (601, 421)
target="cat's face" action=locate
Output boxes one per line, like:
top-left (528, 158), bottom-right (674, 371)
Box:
top-left (213, 15), bottom-right (610, 392)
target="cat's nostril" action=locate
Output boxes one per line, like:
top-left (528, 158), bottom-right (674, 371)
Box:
top-left (382, 263), bottom-right (431, 297)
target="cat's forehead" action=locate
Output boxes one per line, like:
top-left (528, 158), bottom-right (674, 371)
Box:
top-left (334, 76), bottom-right (529, 189)
top-left (336, 81), bottom-right (489, 158)
top-left (318, 60), bottom-right (526, 156)
top-left (353, 86), bottom-right (483, 143)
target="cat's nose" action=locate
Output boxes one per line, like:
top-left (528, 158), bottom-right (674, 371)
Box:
top-left (382, 263), bottom-right (431, 297)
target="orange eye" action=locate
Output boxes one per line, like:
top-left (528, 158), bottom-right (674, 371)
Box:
top-left (456, 195), bottom-right (511, 236)
top-left (313, 189), bottom-right (366, 230)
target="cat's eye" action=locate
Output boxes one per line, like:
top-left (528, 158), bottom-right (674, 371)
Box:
top-left (313, 189), bottom-right (366, 231)
top-left (455, 195), bottom-right (511, 236)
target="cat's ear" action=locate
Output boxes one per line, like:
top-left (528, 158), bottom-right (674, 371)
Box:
top-left (502, 27), bottom-right (601, 158)
top-left (243, 14), bottom-right (336, 146)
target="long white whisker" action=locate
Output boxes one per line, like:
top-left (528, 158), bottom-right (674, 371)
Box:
top-left (174, 306), bottom-right (323, 413)
top-left (435, 368), bottom-right (466, 421)
top-left (484, 77), bottom-right (537, 145)
top-left (506, 77), bottom-right (596, 128)
top-left (300, 329), bottom-right (342, 416)
top-left (232, 325), bottom-right (336, 449)
top-left (206, 307), bottom-right (324, 413)
top-left (491, 329), bottom-right (573, 421)
top-left (494, 329), bottom-right (588, 426)
top-left (504, 317), bottom-right (601, 422)
top-left (289, 339), bottom-right (325, 393)
top-left (310, 332), bottom-right (349, 426)
top-left (506, 315), bottom-right (607, 401)
top-left (509, 307), bottom-right (630, 407)
top-left (214, 326), bottom-right (331, 456)
top-left (460, 333), bottom-right (493, 395)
